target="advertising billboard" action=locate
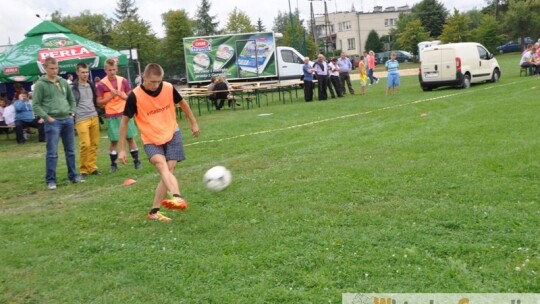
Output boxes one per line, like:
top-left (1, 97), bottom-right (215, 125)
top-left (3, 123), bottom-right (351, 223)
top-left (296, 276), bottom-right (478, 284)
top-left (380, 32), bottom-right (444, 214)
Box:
top-left (183, 32), bottom-right (277, 83)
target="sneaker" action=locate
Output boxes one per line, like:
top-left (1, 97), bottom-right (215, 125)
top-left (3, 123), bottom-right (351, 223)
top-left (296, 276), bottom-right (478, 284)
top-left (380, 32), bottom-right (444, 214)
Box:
top-left (161, 197), bottom-right (188, 210)
top-left (47, 183), bottom-right (57, 190)
top-left (70, 175), bottom-right (86, 183)
top-left (90, 170), bottom-right (101, 176)
top-left (110, 164), bottom-right (117, 173)
top-left (134, 160), bottom-right (142, 170)
top-left (376, 79), bottom-right (379, 84)
top-left (147, 211), bottom-right (172, 222)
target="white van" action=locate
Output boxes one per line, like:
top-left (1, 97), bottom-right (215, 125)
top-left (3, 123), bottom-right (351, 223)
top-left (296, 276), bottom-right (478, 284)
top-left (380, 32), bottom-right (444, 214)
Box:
top-left (419, 42), bottom-right (501, 91)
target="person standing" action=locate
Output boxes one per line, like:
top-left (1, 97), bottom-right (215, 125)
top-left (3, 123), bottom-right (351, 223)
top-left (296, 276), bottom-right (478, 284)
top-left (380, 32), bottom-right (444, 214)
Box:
top-left (328, 58), bottom-right (343, 98)
top-left (368, 50), bottom-right (379, 85)
top-left (32, 57), bottom-right (84, 190)
top-left (72, 62), bottom-right (101, 177)
top-left (385, 52), bottom-right (401, 96)
top-left (14, 90), bottom-right (45, 144)
top-left (337, 52), bottom-right (355, 95)
top-left (302, 57), bottom-right (315, 102)
top-left (313, 54), bottom-right (330, 100)
top-left (117, 63), bottom-right (200, 222)
top-left (97, 58), bottom-right (141, 173)
top-left (358, 55), bottom-right (368, 95)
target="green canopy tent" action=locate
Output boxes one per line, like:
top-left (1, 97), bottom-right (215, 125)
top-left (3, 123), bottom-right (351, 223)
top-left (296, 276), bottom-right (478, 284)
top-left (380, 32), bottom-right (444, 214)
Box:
top-left (0, 21), bottom-right (128, 83)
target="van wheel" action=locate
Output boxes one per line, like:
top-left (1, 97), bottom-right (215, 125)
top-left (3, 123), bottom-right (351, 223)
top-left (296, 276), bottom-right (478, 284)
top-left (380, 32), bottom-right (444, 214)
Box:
top-left (421, 86), bottom-right (432, 91)
top-left (461, 74), bottom-right (471, 89)
top-left (491, 69), bottom-right (500, 82)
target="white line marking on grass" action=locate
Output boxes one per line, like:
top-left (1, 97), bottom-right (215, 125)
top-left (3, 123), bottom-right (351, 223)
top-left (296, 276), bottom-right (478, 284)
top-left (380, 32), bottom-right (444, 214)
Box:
top-left (185, 81), bottom-right (516, 147)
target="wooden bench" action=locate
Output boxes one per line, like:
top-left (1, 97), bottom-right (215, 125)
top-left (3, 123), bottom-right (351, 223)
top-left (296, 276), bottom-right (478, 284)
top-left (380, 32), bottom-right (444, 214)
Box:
top-left (0, 126), bottom-right (14, 139)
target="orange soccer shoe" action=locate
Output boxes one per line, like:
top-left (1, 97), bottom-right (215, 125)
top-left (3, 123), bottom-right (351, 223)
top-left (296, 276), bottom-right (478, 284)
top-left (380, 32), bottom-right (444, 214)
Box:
top-left (161, 197), bottom-right (188, 210)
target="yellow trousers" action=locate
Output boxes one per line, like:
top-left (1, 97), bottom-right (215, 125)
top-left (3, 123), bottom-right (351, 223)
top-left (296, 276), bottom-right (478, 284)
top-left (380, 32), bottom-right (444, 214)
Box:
top-left (75, 116), bottom-right (100, 174)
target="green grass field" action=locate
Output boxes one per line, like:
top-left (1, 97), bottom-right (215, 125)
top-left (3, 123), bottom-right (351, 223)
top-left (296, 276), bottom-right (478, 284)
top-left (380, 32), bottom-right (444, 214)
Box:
top-left (1, 53), bottom-right (538, 303)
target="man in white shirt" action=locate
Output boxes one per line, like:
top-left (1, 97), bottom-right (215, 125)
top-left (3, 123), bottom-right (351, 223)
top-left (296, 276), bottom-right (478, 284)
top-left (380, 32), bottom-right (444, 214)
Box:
top-left (4, 101), bottom-right (15, 126)
top-left (328, 58), bottom-right (343, 98)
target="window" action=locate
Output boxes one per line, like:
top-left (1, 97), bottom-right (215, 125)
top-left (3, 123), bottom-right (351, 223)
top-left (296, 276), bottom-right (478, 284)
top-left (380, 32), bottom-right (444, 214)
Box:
top-left (281, 49), bottom-right (303, 64)
top-left (339, 21), bottom-right (351, 31)
top-left (477, 46), bottom-right (489, 60)
top-left (385, 18), bottom-right (397, 27)
top-left (347, 38), bottom-right (355, 50)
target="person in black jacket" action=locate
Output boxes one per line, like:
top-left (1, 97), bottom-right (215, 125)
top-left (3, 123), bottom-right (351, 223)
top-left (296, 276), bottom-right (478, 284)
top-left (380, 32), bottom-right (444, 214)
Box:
top-left (213, 76), bottom-right (230, 110)
top-left (71, 62), bottom-right (101, 177)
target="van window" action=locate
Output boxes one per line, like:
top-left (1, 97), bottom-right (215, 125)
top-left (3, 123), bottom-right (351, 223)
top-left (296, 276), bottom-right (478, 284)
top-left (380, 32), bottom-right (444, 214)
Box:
top-left (477, 46), bottom-right (489, 60)
top-left (281, 49), bottom-right (303, 64)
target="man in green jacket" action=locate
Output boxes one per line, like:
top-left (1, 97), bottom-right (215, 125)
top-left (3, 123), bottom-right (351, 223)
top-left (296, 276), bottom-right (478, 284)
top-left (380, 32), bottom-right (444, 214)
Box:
top-left (32, 57), bottom-right (84, 190)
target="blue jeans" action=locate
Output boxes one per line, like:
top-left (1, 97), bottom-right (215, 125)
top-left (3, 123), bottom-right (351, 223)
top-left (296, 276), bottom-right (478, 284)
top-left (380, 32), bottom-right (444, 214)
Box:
top-left (44, 118), bottom-right (77, 184)
top-left (368, 68), bottom-right (378, 84)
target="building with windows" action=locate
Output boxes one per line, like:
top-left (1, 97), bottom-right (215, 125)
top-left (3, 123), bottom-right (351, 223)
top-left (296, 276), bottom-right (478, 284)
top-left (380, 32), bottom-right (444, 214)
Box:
top-left (314, 5), bottom-right (411, 56)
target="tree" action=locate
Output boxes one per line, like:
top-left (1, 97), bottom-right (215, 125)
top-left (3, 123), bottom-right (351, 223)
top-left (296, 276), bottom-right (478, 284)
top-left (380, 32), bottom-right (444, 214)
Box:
top-left (272, 10), bottom-right (316, 57)
top-left (194, 0), bottom-right (219, 36)
top-left (501, 0), bottom-right (540, 44)
top-left (392, 12), bottom-right (417, 50)
top-left (396, 19), bottom-right (430, 56)
top-left (223, 7), bottom-right (256, 34)
top-left (412, 0), bottom-right (449, 38)
top-left (365, 30), bottom-right (383, 53)
top-left (51, 10), bottom-right (114, 45)
top-left (471, 14), bottom-right (504, 54)
top-left (379, 33), bottom-right (395, 52)
top-left (256, 18), bottom-right (266, 32)
top-left (439, 9), bottom-right (471, 43)
top-left (159, 10), bottom-right (193, 77)
top-left (109, 17), bottom-right (159, 77)
top-left (114, 0), bottom-right (139, 23)
top-left (482, 0), bottom-right (509, 21)
top-left (464, 9), bottom-right (483, 30)
top-left (272, 11), bottom-right (288, 34)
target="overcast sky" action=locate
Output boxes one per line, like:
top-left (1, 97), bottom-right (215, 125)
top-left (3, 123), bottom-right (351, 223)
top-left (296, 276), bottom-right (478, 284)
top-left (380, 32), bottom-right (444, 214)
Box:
top-left (1, 0), bottom-right (488, 45)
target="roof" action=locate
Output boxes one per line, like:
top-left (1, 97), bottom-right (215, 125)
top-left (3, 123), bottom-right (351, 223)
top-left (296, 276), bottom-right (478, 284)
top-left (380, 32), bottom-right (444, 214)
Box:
top-left (25, 21), bottom-right (71, 38)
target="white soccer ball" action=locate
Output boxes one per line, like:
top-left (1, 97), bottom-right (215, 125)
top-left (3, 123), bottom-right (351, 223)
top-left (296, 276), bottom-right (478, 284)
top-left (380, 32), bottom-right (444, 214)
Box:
top-left (203, 166), bottom-right (232, 192)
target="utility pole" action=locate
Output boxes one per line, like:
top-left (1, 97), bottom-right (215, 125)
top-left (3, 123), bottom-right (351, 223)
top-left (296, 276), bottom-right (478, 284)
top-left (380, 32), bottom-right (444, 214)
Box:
top-left (310, 1), bottom-right (317, 46)
top-left (309, 0), bottom-right (333, 54)
top-left (324, 0), bottom-right (331, 54)
top-left (288, 0), bottom-right (296, 51)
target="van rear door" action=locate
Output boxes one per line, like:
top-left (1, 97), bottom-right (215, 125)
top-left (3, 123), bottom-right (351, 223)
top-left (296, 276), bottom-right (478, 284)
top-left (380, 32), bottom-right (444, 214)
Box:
top-left (439, 49), bottom-right (456, 81)
top-left (421, 48), bottom-right (455, 81)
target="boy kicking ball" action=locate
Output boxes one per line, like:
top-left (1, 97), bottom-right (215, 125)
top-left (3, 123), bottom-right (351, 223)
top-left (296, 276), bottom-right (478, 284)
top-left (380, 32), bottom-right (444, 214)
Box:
top-left (118, 63), bottom-right (200, 222)
top-left (385, 51), bottom-right (400, 96)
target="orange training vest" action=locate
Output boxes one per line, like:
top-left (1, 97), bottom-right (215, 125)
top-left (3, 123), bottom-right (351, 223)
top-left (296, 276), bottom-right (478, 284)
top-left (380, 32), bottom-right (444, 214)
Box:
top-left (132, 82), bottom-right (178, 145)
top-left (101, 76), bottom-right (126, 115)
